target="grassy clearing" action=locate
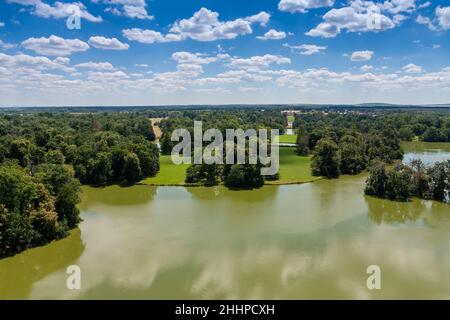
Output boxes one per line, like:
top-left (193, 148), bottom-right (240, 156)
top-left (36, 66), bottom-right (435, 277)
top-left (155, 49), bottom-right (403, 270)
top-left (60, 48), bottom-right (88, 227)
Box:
top-left (266, 147), bottom-right (319, 185)
top-left (287, 115), bottom-right (295, 123)
top-left (141, 155), bottom-right (190, 185)
top-left (279, 134), bottom-right (297, 144)
top-left (142, 147), bottom-right (317, 186)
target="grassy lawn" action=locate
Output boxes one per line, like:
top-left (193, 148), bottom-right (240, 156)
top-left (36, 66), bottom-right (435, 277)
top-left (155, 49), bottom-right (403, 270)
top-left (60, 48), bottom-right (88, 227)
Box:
top-left (287, 115), bottom-right (295, 123)
top-left (279, 134), bottom-right (297, 144)
top-left (141, 155), bottom-right (190, 185)
top-left (266, 147), bottom-right (320, 185)
top-left (142, 147), bottom-right (317, 186)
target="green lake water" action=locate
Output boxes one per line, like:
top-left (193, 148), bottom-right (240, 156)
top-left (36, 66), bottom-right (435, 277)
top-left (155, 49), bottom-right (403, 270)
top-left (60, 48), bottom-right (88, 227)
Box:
top-left (1, 144), bottom-right (449, 299)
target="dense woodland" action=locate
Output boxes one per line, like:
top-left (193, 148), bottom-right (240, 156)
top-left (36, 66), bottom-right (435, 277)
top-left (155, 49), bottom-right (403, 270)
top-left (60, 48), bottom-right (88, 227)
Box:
top-left (1, 108), bottom-right (449, 257)
top-left (0, 112), bottom-right (160, 257)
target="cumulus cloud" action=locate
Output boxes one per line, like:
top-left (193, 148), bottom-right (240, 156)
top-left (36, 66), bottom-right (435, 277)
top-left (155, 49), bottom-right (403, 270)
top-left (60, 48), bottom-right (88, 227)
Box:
top-left (257, 29), bottom-right (287, 40)
top-left (171, 52), bottom-right (218, 65)
top-left (402, 63), bottom-right (423, 73)
top-left (278, 0), bottom-right (335, 13)
top-left (305, 0), bottom-right (413, 38)
top-left (227, 54), bottom-right (291, 69)
top-left (283, 43), bottom-right (327, 55)
top-left (245, 11), bottom-right (271, 26)
top-left (22, 35), bottom-right (89, 56)
top-left (75, 61), bottom-right (115, 71)
top-left (121, 29), bottom-right (183, 43)
top-left (380, 0), bottom-right (416, 14)
top-left (350, 50), bottom-right (374, 61)
top-left (88, 36), bottom-right (129, 50)
top-left (123, 8), bottom-right (270, 43)
top-left (0, 52), bottom-right (74, 72)
top-left (436, 6), bottom-right (450, 30)
top-left (7, 0), bottom-right (102, 22)
top-left (96, 0), bottom-right (153, 19)
top-left (360, 64), bottom-right (374, 71)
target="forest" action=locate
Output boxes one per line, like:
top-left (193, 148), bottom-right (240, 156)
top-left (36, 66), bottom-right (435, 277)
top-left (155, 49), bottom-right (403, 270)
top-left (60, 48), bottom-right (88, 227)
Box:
top-left (1, 108), bottom-right (450, 257)
top-left (0, 112), bottom-right (160, 257)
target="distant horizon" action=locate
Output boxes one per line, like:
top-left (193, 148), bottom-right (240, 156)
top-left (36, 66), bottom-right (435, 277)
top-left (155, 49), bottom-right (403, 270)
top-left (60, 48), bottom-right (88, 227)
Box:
top-left (1, 102), bottom-right (450, 109)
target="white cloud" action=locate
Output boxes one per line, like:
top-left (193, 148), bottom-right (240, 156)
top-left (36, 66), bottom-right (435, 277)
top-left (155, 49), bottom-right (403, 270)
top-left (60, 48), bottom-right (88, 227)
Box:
top-left (0, 40), bottom-right (15, 50)
top-left (97, 0), bottom-right (153, 19)
top-left (0, 22), bottom-right (4, 27)
top-left (87, 70), bottom-right (130, 81)
top-left (257, 29), bottom-right (287, 40)
top-left (278, 0), bottom-right (335, 13)
top-left (306, 1), bottom-right (406, 38)
top-left (7, 0), bottom-right (102, 22)
top-left (433, 44), bottom-right (441, 49)
top-left (402, 63), bottom-right (423, 73)
top-left (122, 29), bottom-right (182, 44)
top-left (75, 61), bottom-right (115, 71)
top-left (0, 52), bottom-right (73, 72)
top-left (239, 87), bottom-right (263, 93)
top-left (416, 14), bottom-right (437, 31)
top-left (171, 52), bottom-right (218, 65)
top-left (195, 88), bottom-right (231, 95)
top-left (436, 6), bottom-right (450, 30)
top-left (380, 0), bottom-right (416, 14)
top-left (228, 54), bottom-right (291, 69)
top-left (245, 11), bottom-right (271, 27)
top-left (88, 36), bottom-right (129, 50)
top-left (123, 8), bottom-right (270, 43)
top-left (22, 35), bottom-right (89, 56)
top-left (418, 2), bottom-right (431, 10)
top-left (135, 63), bottom-right (148, 67)
top-left (351, 50), bottom-right (374, 61)
top-left (283, 43), bottom-right (327, 55)
top-left (360, 65), bottom-right (374, 71)
top-left (305, 22), bottom-right (340, 38)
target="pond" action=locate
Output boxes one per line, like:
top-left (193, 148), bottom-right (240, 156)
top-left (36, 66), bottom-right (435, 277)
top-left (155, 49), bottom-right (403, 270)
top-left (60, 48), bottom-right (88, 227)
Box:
top-left (1, 143), bottom-right (449, 299)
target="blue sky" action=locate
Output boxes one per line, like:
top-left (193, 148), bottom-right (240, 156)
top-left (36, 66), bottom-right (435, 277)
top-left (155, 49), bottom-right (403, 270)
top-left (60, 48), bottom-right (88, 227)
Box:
top-left (0, 0), bottom-right (449, 106)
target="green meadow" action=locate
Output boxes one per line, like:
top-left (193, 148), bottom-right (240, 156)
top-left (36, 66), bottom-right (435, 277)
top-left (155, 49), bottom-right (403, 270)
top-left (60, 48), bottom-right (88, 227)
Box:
top-left (278, 134), bottom-right (297, 144)
top-left (141, 147), bottom-right (317, 186)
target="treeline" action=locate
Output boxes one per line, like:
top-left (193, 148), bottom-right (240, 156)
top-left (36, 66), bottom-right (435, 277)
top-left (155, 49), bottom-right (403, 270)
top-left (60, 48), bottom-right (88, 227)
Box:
top-left (293, 112), bottom-right (403, 178)
top-left (159, 110), bottom-right (286, 155)
top-left (365, 160), bottom-right (450, 202)
top-left (294, 111), bottom-right (450, 143)
top-left (0, 112), bottom-right (160, 257)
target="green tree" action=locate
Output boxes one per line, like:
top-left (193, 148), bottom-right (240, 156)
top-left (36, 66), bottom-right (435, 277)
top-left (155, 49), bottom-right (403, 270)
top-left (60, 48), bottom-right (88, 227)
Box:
top-left (422, 127), bottom-right (446, 142)
top-left (9, 139), bottom-right (31, 167)
top-left (427, 161), bottom-right (450, 202)
top-left (398, 126), bottom-right (414, 141)
top-left (338, 135), bottom-right (368, 174)
top-left (35, 164), bottom-right (81, 229)
top-left (122, 152), bottom-right (142, 184)
top-left (224, 164), bottom-right (264, 189)
top-left (364, 161), bottom-right (388, 198)
top-left (311, 138), bottom-right (340, 178)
